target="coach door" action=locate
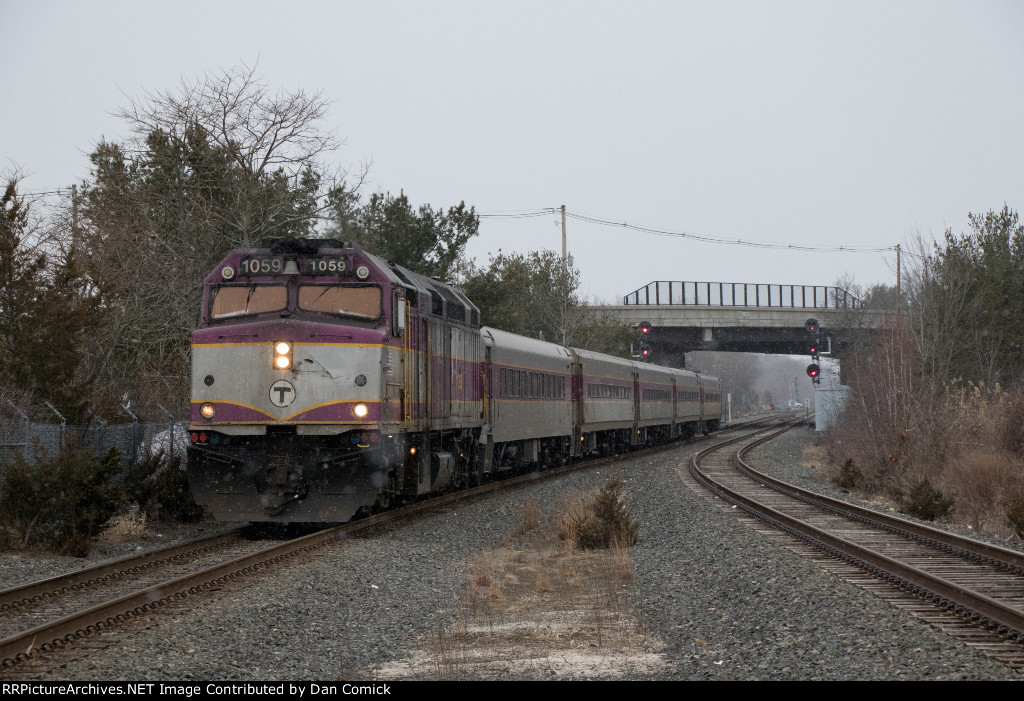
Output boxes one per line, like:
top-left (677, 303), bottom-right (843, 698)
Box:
top-left (632, 371), bottom-right (640, 446)
top-left (698, 378), bottom-right (706, 427)
top-left (571, 353), bottom-right (583, 457)
top-left (671, 376), bottom-right (678, 437)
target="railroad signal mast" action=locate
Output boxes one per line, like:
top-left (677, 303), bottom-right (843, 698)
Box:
top-left (805, 317), bottom-right (821, 385)
top-left (638, 320), bottom-right (652, 362)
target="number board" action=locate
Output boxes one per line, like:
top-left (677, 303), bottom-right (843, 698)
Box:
top-left (304, 256), bottom-right (349, 275)
top-left (237, 256), bottom-right (350, 276)
top-left (239, 256), bottom-right (283, 275)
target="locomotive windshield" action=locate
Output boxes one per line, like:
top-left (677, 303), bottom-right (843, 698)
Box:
top-left (298, 284), bottom-right (380, 319)
top-left (210, 284), bottom-right (287, 319)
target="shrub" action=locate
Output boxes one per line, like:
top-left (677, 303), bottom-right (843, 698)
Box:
top-left (1006, 498), bottom-right (1024, 540)
top-left (832, 458), bottom-right (861, 490)
top-left (123, 449), bottom-right (205, 522)
top-left (0, 440), bottom-right (124, 556)
top-left (557, 479), bottom-right (638, 550)
top-left (902, 478), bottom-right (955, 522)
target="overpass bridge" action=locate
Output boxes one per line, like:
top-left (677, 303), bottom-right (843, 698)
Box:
top-left (595, 280), bottom-right (892, 358)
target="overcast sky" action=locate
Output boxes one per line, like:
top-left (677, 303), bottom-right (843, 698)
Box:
top-left (3, 0), bottom-right (1022, 304)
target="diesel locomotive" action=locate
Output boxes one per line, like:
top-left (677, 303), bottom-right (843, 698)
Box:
top-left (187, 238), bottom-right (722, 522)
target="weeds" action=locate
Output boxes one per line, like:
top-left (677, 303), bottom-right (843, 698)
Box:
top-left (825, 372), bottom-right (1024, 536)
top-left (557, 479), bottom-right (639, 550)
top-left (100, 504), bottom-right (149, 542)
top-left (403, 485), bottom-right (659, 680)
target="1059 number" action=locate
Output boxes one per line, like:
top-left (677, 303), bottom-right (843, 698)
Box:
top-left (240, 257), bottom-right (281, 274)
top-left (305, 258), bottom-right (347, 274)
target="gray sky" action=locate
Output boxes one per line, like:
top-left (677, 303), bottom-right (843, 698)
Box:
top-left (3, 0), bottom-right (1022, 304)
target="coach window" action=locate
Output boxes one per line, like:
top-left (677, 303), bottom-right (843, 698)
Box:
top-left (299, 285), bottom-right (381, 319)
top-left (211, 284), bottom-right (287, 319)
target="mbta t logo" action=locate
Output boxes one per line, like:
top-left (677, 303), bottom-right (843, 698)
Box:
top-left (270, 379), bottom-right (296, 407)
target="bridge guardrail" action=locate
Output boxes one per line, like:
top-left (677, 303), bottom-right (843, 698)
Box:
top-left (623, 281), bottom-right (861, 309)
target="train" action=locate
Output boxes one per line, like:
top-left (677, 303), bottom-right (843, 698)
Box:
top-left (186, 238), bottom-right (722, 522)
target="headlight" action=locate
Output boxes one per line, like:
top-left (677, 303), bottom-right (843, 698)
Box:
top-left (273, 341), bottom-right (292, 370)
top-left (353, 403), bottom-right (369, 418)
top-left (200, 403), bottom-right (216, 419)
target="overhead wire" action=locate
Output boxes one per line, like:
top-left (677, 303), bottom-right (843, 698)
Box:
top-left (562, 209), bottom-right (896, 253)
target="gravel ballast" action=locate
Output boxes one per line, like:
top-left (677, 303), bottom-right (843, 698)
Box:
top-left (2, 424), bottom-right (1020, 680)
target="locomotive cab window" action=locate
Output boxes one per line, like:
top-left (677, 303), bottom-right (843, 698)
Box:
top-left (211, 284), bottom-right (288, 320)
top-left (298, 285), bottom-right (381, 319)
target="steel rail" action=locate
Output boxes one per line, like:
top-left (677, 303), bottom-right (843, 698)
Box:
top-left (689, 425), bottom-right (1024, 642)
top-left (1, 416), bottom-right (787, 669)
top-left (0, 530), bottom-right (243, 612)
top-left (732, 435), bottom-right (1024, 575)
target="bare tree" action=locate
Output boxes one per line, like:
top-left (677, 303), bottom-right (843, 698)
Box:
top-left (77, 65), bottom-right (364, 413)
top-left (113, 62), bottom-right (362, 244)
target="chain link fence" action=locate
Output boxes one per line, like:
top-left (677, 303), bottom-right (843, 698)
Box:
top-left (0, 417), bottom-right (190, 467)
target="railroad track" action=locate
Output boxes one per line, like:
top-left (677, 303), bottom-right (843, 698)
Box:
top-left (0, 417), bottom-right (786, 677)
top-left (687, 421), bottom-right (1024, 671)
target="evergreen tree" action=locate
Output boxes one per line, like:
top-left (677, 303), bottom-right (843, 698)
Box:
top-left (0, 177), bottom-right (100, 419)
top-left (328, 189), bottom-right (478, 284)
top-left (928, 205), bottom-right (1024, 383)
top-left (0, 179), bottom-right (47, 396)
top-left (461, 249), bottom-right (635, 356)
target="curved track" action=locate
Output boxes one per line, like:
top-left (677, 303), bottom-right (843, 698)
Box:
top-left (688, 420), bottom-right (1024, 670)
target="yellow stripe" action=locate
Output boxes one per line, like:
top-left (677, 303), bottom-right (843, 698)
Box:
top-left (283, 399), bottom-right (379, 421)
top-left (192, 342), bottom-right (384, 349)
top-left (190, 399), bottom-right (276, 419)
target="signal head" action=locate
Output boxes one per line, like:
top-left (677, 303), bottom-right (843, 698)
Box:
top-left (806, 363), bottom-right (820, 378)
top-left (640, 342), bottom-right (652, 358)
top-left (805, 318), bottom-right (819, 333)
top-left (639, 321), bottom-right (652, 336)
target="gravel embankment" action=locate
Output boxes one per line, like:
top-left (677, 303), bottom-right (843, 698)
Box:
top-left (2, 424), bottom-right (1020, 680)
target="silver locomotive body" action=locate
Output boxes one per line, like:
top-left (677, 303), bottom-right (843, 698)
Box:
top-left (187, 239), bottom-right (482, 522)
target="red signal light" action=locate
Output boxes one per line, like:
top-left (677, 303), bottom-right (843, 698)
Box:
top-left (639, 321), bottom-right (652, 335)
top-left (805, 318), bottom-right (819, 333)
top-left (806, 364), bottom-right (820, 378)
top-left (640, 343), bottom-right (652, 358)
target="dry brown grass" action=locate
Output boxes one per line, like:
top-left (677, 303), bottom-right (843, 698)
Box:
top-left (938, 449), bottom-right (1024, 532)
top-left (372, 490), bottom-right (663, 680)
top-left (98, 504), bottom-right (149, 543)
top-left (521, 499), bottom-right (541, 531)
top-left (555, 479), bottom-right (639, 551)
top-left (824, 377), bottom-right (1024, 537)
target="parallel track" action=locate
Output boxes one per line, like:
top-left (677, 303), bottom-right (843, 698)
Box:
top-left (687, 421), bottom-right (1024, 670)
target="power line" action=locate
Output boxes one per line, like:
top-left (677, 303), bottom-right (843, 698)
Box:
top-left (479, 206), bottom-right (896, 254)
top-left (564, 210), bottom-right (895, 253)
top-left (478, 208), bottom-right (557, 220)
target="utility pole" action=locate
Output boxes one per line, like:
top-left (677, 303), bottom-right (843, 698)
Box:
top-left (895, 243), bottom-right (901, 310)
top-left (70, 184), bottom-right (79, 256)
top-left (560, 204), bottom-right (567, 272)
